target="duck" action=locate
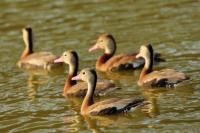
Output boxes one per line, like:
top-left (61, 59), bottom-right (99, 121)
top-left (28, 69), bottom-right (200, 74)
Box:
top-left (54, 50), bottom-right (118, 97)
top-left (88, 34), bottom-right (164, 72)
top-left (71, 68), bottom-right (145, 115)
top-left (17, 27), bottom-right (63, 70)
top-left (136, 44), bottom-right (189, 88)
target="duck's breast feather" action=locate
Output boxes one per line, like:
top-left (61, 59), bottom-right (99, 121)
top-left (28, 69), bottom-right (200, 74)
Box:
top-left (105, 53), bottom-right (140, 70)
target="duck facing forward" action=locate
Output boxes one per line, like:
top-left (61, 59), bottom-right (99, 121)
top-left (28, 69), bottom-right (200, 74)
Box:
top-left (89, 34), bottom-right (164, 72)
top-left (136, 44), bottom-right (189, 88)
top-left (17, 27), bottom-right (63, 70)
top-left (54, 50), bottom-right (118, 97)
top-left (72, 68), bottom-right (144, 115)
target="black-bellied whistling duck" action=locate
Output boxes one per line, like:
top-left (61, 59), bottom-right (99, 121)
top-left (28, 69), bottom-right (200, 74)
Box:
top-left (88, 34), bottom-right (164, 72)
top-left (136, 44), bottom-right (189, 88)
top-left (17, 27), bottom-right (63, 70)
top-left (54, 50), bottom-right (118, 97)
top-left (71, 68), bottom-right (144, 115)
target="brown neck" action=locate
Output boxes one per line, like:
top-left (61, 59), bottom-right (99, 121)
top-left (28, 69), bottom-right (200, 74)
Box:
top-left (81, 71), bottom-right (96, 114)
top-left (63, 74), bottom-right (77, 95)
top-left (96, 37), bottom-right (116, 67)
top-left (139, 45), bottom-right (154, 82)
top-left (20, 32), bottom-right (33, 59)
top-left (139, 67), bottom-right (148, 82)
top-left (140, 59), bottom-right (153, 80)
top-left (20, 47), bottom-right (33, 59)
top-left (63, 69), bottom-right (78, 95)
top-left (63, 55), bottom-right (79, 95)
top-left (145, 45), bottom-right (154, 74)
top-left (96, 53), bottom-right (113, 67)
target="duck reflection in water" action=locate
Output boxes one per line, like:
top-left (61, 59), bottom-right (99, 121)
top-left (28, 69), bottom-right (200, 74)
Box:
top-left (140, 83), bottom-right (194, 118)
top-left (24, 68), bottom-right (64, 101)
top-left (140, 87), bottom-right (163, 118)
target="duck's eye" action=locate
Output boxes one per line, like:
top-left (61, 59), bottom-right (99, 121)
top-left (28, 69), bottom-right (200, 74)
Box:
top-left (82, 72), bottom-right (85, 75)
top-left (64, 54), bottom-right (67, 56)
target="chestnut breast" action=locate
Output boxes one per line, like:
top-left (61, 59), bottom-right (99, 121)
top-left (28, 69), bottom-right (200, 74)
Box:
top-left (98, 53), bottom-right (138, 71)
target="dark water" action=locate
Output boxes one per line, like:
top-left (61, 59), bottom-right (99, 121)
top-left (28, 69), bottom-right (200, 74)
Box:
top-left (0, 0), bottom-right (200, 132)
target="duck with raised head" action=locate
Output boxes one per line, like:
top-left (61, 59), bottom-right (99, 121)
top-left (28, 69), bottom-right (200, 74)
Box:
top-left (71, 68), bottom-right (145, 115)
top-left (89, 34), bottom-right (164, 72)
top-left (54, 50), bottom-right (118, 97)
top-left (136, 44), bottom-right (189, 88)
top-left (17, 27), bottom-right (63, 70)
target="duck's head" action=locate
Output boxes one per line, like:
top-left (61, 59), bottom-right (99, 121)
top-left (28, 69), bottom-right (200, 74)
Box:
top-left (89, 34), bottom-right (116, 55)
top-left (136, 44), bottom-right (153, 60)
top-left (54, 50), bottom-right (78, 65)
top-left (22, 27), bottom-right (33, 47)
top-left (72, 68), bottom-right (97, 83)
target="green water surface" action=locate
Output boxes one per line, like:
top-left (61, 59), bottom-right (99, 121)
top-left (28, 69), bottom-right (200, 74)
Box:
top-left (0, 0), bottom-right (200, 132)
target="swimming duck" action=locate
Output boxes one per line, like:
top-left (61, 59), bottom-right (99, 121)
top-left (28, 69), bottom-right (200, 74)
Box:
top-left (72, 68), bottom-right (144, 115)
top-left (136, 44), bottom-right (189, 88)
top-left (89, 34), bottom-right (164, 72)
top-left (17, 27), bottom-right (63, 70)
top-left (54, 50), bottom-right (118, 97)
